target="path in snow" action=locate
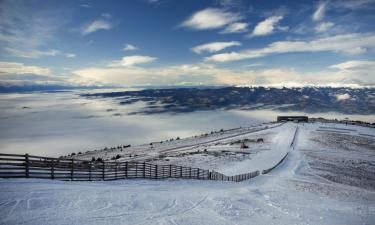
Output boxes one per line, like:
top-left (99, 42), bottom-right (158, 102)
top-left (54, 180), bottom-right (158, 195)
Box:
top-left (218, 123), bottom-right (296, 175)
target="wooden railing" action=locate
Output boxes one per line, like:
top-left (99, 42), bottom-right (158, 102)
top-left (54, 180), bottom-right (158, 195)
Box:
top-left (0, 138), bottom-right (294, 182)
top-left (0, 153), bottom-right (263, 182)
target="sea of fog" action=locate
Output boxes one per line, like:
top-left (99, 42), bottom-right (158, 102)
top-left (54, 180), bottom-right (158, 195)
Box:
top-left (0, 89), bottom-right (373, 157)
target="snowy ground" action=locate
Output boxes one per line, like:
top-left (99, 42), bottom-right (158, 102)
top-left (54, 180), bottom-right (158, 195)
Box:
top-left (1, 121), bottom-right (374, 225)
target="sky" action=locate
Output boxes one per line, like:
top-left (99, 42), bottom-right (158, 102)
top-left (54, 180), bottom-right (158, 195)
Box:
top-left (0, 0), bottom-right (375, 88)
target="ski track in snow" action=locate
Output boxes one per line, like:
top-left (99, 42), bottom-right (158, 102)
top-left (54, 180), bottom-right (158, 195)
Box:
top-left (0, 122), bottom-right (375, 225)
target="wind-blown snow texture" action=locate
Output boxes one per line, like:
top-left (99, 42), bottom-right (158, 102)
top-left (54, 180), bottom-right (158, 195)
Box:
top-left (1, 122), bottom-right (374, 225)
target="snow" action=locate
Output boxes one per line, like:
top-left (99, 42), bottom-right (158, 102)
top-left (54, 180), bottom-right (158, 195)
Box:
top-left (1, 121), bottom-right (374, 225)
top-left (217, 123), bottom-right (296, 175)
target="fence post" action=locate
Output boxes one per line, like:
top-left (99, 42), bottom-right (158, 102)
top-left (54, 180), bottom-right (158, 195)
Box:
top-left (125, 162), bottom-right (128, 178)
top-left (180, 166), bottom-right (183, 178)
top-left (102, 161), bottom-right (105, 180)
top-left (135, 163), bottom-right (138, 178)
top-left (189, 167), bottom-right (192, 178)
top-left (25, 154), bottom-right (29, 178)
top-left (155, 164), bottom-right (158, 179)
top-left (71, 159), bottom-right (74, 181)
top-left (143, 162), bottom-right (146, 178)
top-left (51, 160), bottom-right (54, 180)
top-left (197, 168), bottom-right (200, 179)
top-left (169, 165), bottom-right (172, 178)
top-left (89, 162), bottom-right (92, 181)
top-left (115, 162), bottom-right (118, 180)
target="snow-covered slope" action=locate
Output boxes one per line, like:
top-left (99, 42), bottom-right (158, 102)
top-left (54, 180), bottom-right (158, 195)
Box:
top-left (0, 121), bottom-right (374, 225)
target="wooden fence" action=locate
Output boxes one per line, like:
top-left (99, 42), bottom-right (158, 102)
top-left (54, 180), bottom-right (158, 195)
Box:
top-left (0, 153), bottom-right (262, 182)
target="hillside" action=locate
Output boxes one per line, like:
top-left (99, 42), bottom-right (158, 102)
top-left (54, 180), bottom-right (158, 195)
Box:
top-left (1, 121), bottom-right (373, 225)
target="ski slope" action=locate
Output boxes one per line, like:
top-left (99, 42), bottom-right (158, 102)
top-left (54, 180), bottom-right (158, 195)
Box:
top-left (0, 122), bottom-right (374, 225)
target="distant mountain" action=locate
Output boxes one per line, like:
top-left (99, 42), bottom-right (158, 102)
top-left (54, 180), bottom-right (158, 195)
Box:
top-left (83, 87), bottom-right (375, 115)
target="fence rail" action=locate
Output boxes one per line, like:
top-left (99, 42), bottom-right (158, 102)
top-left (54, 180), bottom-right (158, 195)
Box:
top-left (0, 153), bottom-right (264, 182)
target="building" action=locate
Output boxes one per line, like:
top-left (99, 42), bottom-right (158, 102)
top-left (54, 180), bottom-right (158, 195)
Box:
top-left (277, 116), bottom-right (308, 122)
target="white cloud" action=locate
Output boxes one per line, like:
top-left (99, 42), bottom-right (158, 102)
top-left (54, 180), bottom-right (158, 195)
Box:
top-left (5, 48), bottom-right (61, 58)
top-left (335, 93), bottom-right (351, 101)
top-left (65, 53), bottom-right (76, 58)
top-left (0, 61), bottom-right (51, 76)
top-left (101, 13), bottom-right (112, 19)
top-left (6, 48), bottom-right (75, 59)
top-left (80, 3), bottom-right (92, 8)
top-left (329, 60), bottom-right (375, 86)
top-left (191, 41), bottom-right (241, 54)
top-left (332, 0), bottom-right (375, 10)
top-left (180, 8), bottom-right (241, 30)
top-left (109, 55), bottom-right (157, 67)
top-left (330, 60), bottom-right (375, 70)
top-left (206, 33), bottom-right (375, 62)
top-left (250, 16), bottom-right (283, 37)
top-left (82, 20), bottom-right (112, 35)
top-left (222, 22), bottom-right (248, 33)
top-left (123, 44), bottom-right (138, 51)
top-left (313, 1), bottom-right (328, 21)
top-left (315, 21), bottom-right (334, 32)
top-left (72, 61), bottom-right (375, 87)
top-left (0, 0), bottom-right (64, 58)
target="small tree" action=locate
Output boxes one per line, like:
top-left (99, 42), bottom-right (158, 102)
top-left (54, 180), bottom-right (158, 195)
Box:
top-left (91, 157), bottom-right (96, 161)
top-left (115, 154), bottom-right (121, 159)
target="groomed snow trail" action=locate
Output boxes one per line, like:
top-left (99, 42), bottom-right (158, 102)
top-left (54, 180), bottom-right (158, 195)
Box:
top-left (1, 122), bottom-right (374, 225)
top-left (218, 123), bottom-right (296, 175)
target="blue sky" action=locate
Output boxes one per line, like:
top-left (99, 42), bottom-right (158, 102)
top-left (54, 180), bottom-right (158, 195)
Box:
top-left (0, 0), bottom-right (375, 87)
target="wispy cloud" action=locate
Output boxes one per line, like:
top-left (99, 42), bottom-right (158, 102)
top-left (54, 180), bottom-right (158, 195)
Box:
top-left (80, 3), bottom-right (92, 8)
top-left (123, 44), bottom-right (138, 51)
top-left (101, 13), bottom-right (112, 19)
top-left (65, 53), bottom-right (76, 58)
top-left (109, 55), bottom-right (157, 67)
top-left (250, 16), bottom-right (284, 37)
top-left (0, 0), bottom-right (65, 58)
top-left (221, 22), bottom-right (248, 33)
top-left (312, 1), bottom-right (328, 21)
top-left (82, 20), bottom-right (112, 35)
top-left (5, 48), bottom-right (61, 58)
top-left (330, 60), bottom-right (375, 70)
top-left (0, 61), bottom-right (51, 76)
top-left (206, 33), bottom-right (375, 62)
top-left (332, 0), bottom-right (375, 10)
top-left (315, 21), bottom-right (334, 32)
top-left (191, 41), bottom-right (241, 54)
top-left (72, 61), bottom-right (375, 87)
top-left (329, 60), bottom-right (375, 86)
top-left (180, 8), bottom-right (241, 30)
